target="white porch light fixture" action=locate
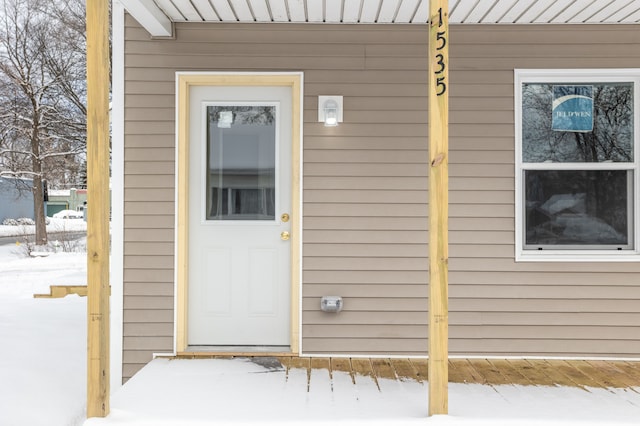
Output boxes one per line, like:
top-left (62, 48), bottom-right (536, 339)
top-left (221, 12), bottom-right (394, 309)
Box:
top-left (318, 95), bottom-right (343, 126)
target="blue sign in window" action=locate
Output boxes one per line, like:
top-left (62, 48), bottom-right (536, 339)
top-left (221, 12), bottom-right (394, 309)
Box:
top-left (552, 85), bottom-right (593, 132)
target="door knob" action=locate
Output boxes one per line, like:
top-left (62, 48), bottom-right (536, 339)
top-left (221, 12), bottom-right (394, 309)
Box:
top-left (280, 231), bottom-right (290, 241)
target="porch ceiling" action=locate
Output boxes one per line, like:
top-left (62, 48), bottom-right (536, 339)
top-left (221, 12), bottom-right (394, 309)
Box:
top-left (121, 0), bottom-right (640, 37)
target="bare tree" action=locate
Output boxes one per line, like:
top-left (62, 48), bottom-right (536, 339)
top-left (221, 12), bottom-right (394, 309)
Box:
top-left (0, 0), bottom-right (86, 245)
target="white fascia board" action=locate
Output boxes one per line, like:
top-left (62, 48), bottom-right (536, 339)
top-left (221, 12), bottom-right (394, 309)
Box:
top-left (120, 0), bottom-right (173, 37)
top-left (110, 0), bottom-right (125, 391)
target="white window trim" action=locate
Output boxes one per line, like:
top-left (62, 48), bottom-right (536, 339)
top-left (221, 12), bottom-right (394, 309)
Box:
top-left (515, 69), bottom-right (640, 262)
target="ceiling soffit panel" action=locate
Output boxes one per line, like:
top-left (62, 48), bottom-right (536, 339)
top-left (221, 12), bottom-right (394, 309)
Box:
top-left (121, 0), bottom-right (640, 37)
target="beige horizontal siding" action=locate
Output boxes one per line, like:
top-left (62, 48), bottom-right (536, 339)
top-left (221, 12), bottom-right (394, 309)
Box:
top-left (304, 219), bottom-right (426, 232)
top-left (124, 269), bottom-right (173, 284)
top-left (124, 282), bottom-right (174, 296)
top-left (304, 163), bottom-right (425, 176)
top-left (303, 311), bottom-right (426, 325)
top-left (124, 295), bottom-right (173, 310)
top-left (304, 284), bottom-right (427, 298)
top-left (450, 285), bottom-right (640, 299)
top-left (304, 189), bottom-right (425, 203)
top-left (123, 17), bottom-right (640, 380)
top-left (304, 270), bottom-right (427, 284)
top-left (123, 363), bottom-right (148, 380)
top-left (304, 150), bottom-right (428, 164)
top-left (450, 271), bottom-right (640, 286)
top-left (449, 258), bottom-right (640, 273)
top-left (303, 324), bottom-right (428, 339)
top-left (304, 176), bottom-right (427, 190)
top-left (301, 136), bottom-right (429, 150)
top-left (123, 349), bottom-right (156, 364)
top-left (452, 312), bottom-right (640, 327)
top-left (448, 339), bottom-right (640, 357)
top-left (304, 203), bottom-right (427, 217)
top-left (125, 174), bottom-right (174, 188)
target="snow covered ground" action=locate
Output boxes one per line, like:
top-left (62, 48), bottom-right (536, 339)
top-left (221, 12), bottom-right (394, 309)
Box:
top-left (84, 357), bottom-right (640, 426)
top-left (1, 225), bottom-right (639, 426)
top-left (0, 216), bottom-right (88, 238)
top-left (0, 241), bottom-right (87, 426)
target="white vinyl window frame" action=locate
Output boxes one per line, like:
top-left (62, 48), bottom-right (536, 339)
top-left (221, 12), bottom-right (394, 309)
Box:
top-left (515, 69), bottom-right (640, 262)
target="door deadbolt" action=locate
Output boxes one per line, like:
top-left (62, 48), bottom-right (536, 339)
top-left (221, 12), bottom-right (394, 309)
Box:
top-left (281, 213), bottom-right (290, 223)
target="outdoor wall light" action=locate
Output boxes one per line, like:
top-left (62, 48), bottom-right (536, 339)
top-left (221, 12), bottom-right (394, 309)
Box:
top-left (320, 295), bottom-right (343, 313)
top-left (318, 95), bottom-right (343, 127)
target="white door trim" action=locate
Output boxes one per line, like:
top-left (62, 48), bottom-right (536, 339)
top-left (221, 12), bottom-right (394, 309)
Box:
top-left (174, 72), bottom-right (303, 355)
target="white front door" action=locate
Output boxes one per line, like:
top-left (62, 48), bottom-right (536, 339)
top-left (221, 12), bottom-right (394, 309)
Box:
top-left (187, 84), bottom-right (292, 348)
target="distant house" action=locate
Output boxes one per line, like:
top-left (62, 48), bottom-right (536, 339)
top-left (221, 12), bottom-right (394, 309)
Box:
top-left (0, 177), bottom-right (34, 222)
top-left (46, 188), bottom-right (88, 217)
top-left (108, 0), bottom-right (640, 388)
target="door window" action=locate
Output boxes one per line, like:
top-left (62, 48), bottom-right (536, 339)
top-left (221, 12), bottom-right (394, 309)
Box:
top-left (205, 105), bottom-right (277, 221)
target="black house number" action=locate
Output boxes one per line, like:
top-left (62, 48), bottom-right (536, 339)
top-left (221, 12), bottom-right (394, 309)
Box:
top-left (433, 7), bottom-right (447, 97)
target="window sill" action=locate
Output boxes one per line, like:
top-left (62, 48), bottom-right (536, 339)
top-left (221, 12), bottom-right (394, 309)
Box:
top-left (516, 250), bottom-right (640, 262)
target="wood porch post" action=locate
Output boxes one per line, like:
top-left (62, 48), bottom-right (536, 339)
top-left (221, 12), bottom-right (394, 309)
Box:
top-left (86, 0), bottom-right (111, 418)
top-left (428, 0), bottom-right (449, 416)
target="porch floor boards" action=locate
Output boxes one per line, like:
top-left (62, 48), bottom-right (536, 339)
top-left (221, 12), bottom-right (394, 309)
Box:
top-left (172, 356), bottom-right (640, 390)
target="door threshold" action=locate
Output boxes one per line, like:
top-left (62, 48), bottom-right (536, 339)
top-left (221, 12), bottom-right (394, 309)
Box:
top-left (182, 345), bottom-right (292, 356)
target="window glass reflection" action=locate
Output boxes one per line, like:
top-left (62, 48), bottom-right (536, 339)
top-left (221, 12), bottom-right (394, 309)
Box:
top-left (206, 106), bottom-right (276, 221)
top-left (522, 83), bottom-right (633, 163)
top-left (525, 170), bottom-right (630, 247)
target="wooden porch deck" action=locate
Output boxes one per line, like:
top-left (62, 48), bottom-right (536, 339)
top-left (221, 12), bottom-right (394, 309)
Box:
top-left (105, 356), bottom-right (640, 424)
top-left (176, 356), bottom-right (640, 390)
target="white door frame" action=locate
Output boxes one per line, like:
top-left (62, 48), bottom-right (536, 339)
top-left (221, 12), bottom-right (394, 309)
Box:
top-left (175, 72), bottom-right (303, 354)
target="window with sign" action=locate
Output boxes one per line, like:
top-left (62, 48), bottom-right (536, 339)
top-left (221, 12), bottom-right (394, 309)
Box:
top-left (515, 70), bottom-right (639, 261)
